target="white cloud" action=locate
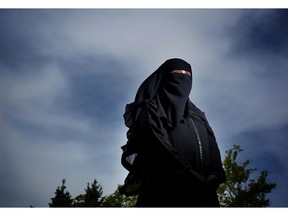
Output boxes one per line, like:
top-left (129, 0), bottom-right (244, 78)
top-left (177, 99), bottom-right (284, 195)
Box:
top-left (38, 10), bottom-right (241, 71)
top-left (0, 62), bottom-right (66, 103)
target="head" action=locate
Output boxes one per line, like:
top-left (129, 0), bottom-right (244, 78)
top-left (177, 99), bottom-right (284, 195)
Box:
top-left (160, 58), bottom-right (192, 98)
top-left (157, 58), bottom-right (193, 127)
top-left (127, 58), bottom-right (193, 128)
top-left (163, 58), bottom-right (192, 76)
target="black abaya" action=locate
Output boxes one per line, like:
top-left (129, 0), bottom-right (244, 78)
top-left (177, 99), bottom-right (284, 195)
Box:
top-left (120, 58), bottom-right (226, 207)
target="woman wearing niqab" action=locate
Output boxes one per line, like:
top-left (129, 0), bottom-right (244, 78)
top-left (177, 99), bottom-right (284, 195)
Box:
top-left (120, 58), bottom-right (226, 207)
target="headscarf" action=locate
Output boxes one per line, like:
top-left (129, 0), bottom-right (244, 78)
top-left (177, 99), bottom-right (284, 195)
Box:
top-left (124, 58), bottom-right (193, 130)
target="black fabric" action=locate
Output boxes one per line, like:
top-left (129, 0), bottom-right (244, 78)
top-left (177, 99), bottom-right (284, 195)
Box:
top-left (162, 58), bottom-right (192, 73)
top-left (169, 118), bottom-right (198, 167)
top-left (157, 72), bottom-right (192, 127)
top-left (169, 116), bottom-right (208, 173)
top-left (120, 58), bottom-right (226, 207)
top-left (124, 58), bottom-right (192, 130)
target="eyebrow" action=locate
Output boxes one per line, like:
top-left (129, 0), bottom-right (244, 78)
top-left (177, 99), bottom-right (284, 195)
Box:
top-left (170, 70), bottom-right (191, 76)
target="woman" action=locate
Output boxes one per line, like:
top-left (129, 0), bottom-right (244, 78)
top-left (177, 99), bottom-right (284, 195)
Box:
top-left (120, 58), bottom-right (226, 207)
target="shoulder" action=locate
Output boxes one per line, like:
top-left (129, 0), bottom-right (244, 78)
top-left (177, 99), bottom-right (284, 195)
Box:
top-left (187, 100), bottom-right (207, 121)
top-left (187, 101), bottom-right (216, 137)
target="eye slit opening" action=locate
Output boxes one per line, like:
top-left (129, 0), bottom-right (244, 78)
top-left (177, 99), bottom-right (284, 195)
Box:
top-left (170, 70), bottom-right (191, 76)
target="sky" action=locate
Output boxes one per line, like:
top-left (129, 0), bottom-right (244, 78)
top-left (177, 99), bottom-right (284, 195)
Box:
top-left (0, 9), bottom-right (288, 207)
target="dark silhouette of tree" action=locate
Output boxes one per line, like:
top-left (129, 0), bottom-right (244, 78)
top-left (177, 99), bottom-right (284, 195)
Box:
top-left (101, 185), bottom-right (137, 207)
top-left (73, 179), bottom-right (105, 207)
top-left (217, 145), bottom-right (276, 207)
top-left (73, 194), bottom-right (85, 207)
top-left (49, 179), bottom-right (73, 207)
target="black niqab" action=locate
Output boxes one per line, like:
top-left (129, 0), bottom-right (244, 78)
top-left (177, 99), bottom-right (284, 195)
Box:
top-left (125, 58), bottom-right (192, 128)
top-left (157, 64), bottom-right (192, 127)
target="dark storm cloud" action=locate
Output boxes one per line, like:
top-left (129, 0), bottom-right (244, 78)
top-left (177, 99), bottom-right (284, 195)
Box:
top-left (0, 10), bottom-right (53, 72)
top-left (58, 55), bottom-right (134, 123)
top-left (230, 124), bottom-right (288, 206)
top-left (231, 125), bottom-right (288, 172)
top-left (218, 9), bottom-right (288, 207)
top-left (229, 9), bottom-right (288, 56)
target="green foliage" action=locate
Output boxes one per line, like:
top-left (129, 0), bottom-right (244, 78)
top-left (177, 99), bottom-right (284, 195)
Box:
top-left (73, 179), bottom-right (105, 207)
top-left (84, 179), bottom-right (104, 207)
top-left (101, 185), bottom-right (137, 207)
top-left (217, 145), bottom-right (276, 207)
top-left (72, 194), bottom-right (85, 207)
top-left (49, 179), bottom-right (73, 207)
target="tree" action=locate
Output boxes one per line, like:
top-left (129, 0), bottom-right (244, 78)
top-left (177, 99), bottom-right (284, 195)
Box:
top-left (217, 145), bottom-right (276, 207)
top-left (72, 194), bottom-right (86, 207)
top-left (49, 179), bottom-right (73, 207)
top-left (73, 179), bottom-right (105, 207)
top-left (101, 185), bottom-right (137, 207)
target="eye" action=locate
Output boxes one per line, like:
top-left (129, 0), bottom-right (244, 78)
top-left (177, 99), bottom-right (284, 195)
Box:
top-left (170, 70), bottom-right (191, 76)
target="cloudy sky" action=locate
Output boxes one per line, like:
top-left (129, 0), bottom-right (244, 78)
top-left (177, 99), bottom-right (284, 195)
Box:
top-left (0, 9), bottom-right (288, 207)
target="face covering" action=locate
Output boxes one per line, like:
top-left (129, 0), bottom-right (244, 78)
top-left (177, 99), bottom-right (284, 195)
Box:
top-left (157, 59), bottom-right (192, 127)
top-left (124, 58), bottom-right (192, 129)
